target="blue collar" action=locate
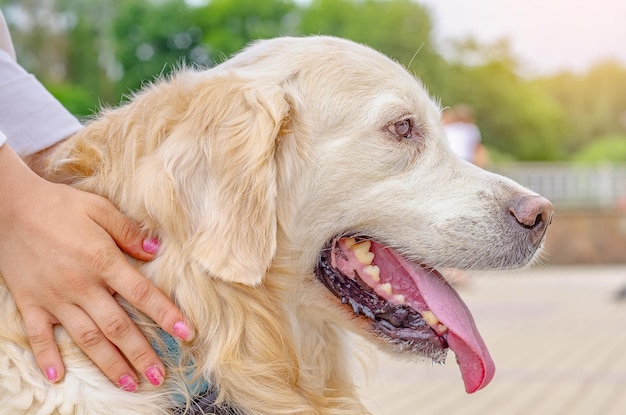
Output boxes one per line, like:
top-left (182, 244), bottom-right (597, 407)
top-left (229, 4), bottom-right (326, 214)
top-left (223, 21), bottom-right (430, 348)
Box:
top-left (152, 329), bottom-right (210, 404)
top-left (153, 330), bottom-right (238, 413)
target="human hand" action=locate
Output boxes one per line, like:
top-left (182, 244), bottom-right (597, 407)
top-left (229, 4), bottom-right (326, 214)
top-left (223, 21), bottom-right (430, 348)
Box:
top-left (0, 145), bottom-right (191, 392)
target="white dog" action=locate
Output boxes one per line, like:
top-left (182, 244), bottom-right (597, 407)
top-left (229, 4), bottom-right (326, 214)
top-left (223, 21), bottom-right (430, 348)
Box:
top-left (0, 36), bottom-right (553, 414)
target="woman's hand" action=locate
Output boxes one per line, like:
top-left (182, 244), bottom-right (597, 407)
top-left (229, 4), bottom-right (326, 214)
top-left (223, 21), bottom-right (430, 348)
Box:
top-left (0, 144), bottom-right (191, 391)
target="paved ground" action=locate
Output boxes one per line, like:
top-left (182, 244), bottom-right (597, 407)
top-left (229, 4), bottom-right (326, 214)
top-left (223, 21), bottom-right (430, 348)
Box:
top-left (356, 265), bottom-right (626, 415)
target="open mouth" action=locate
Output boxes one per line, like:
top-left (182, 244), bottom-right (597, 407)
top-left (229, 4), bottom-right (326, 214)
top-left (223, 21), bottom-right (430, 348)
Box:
top-left (314, 236), bottom-right (495, 393)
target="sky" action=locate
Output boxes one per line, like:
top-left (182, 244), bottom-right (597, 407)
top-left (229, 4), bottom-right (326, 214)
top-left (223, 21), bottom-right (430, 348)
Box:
top-left (417, 0), bottom-right (626, 75)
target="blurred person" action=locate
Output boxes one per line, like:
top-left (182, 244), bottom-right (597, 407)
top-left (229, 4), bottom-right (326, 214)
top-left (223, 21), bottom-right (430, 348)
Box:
top-left (442, 104), bottom-right (490, 168)
top-left (0, 10), bottom-right (191, 393)
top-left (441, 104), bottom-right (491, 287)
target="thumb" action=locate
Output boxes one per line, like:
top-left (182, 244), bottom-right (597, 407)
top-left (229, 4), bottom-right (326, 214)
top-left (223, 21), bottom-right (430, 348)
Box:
top-left (88, 193), bottom-right (158, 261)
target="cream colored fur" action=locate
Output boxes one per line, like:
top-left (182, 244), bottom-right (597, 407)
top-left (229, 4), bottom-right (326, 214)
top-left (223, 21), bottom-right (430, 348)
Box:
top-left (0, 36), bottom-right (545, 414)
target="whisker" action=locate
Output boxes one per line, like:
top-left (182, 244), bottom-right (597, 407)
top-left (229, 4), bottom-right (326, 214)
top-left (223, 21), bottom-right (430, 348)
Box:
top-left (407, 42), bottom-right (425, 71)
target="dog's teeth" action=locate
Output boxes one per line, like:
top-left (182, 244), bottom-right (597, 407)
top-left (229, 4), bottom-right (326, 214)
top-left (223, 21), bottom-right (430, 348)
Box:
top-left (379, 282), bottom-right (393, 296)
top-left (435, 324), bottom-right (449, 335)
top-left (343, 237), bottom-right (357, 248)
top-left (364, 265), bottom-right (380, 282)
top-left (352, 241), bottom-right (374, 265)
top-left (393, 294), bottom-right (406, 304)
top-left (421, 310), bottom-right (440, 326)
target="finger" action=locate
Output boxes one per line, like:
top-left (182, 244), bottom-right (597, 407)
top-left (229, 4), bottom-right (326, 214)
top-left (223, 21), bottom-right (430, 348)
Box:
top-left (107, 260), bottom-right (192, 342)
top-left (87, 195), bottom-right (156, 261)
top-left (21, 308), bottom-right (65, 383)
top-left (58, 305), bottom-right (142, 392)
top-left (81, 294), bottom-right (168, 388)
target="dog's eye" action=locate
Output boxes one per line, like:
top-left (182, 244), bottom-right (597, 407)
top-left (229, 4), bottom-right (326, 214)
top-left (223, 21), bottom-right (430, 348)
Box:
top-left (389, 119), bottom-right (414, 139)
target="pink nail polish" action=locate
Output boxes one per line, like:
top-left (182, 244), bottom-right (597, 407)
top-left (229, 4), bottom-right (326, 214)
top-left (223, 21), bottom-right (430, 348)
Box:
top-left (145, 365), bottom-right (164, 386)
top-left (119, 374), bottom-right (138, 392)
top-left (173, 321), bottom-right (190, 341)
top-left (142, 237), bottom-right (160, 254)
top-left (46, 367), bottom-right (58, 382)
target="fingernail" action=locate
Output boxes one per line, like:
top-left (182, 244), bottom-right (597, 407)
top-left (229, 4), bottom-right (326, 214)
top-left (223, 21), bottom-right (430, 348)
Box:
top-left (119, 374), bottom-right (138, 392)
top-left (173, 321), bottom-right (191, 341)
top-left (142, 237), bottom-right (160, 255)
top-left (145, 365), bottom-right (164, 386)
top-left (46, 366), bottom-right (58, 382)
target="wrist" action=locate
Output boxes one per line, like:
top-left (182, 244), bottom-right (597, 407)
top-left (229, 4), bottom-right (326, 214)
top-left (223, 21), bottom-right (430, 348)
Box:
top-left (22, 141), bottom-right (64, 180)
top-left (0, 145), bottom-right (46, 220)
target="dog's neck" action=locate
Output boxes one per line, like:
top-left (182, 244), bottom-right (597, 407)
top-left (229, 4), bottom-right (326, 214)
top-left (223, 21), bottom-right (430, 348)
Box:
top-left (141, 252), bottom-right (331, 413)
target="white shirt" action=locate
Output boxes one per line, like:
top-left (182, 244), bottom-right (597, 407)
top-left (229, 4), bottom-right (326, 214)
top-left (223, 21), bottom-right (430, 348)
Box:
top-left (443, 121), bottom-right (482, 163)
top-left (0, 11), bottom-right (82, 156)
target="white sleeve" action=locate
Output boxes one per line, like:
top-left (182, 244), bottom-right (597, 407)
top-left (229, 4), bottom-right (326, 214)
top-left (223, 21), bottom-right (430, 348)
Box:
top-left (0, 130), bottom-right (6, 147)
top-left (0, 10), bottom-right (16, 61)
top-left (0, 49), bottom-right (83, 157)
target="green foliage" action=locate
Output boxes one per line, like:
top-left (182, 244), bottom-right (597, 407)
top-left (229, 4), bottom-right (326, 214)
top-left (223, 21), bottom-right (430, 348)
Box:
top-left (110, 0), bottom-right (202, 101)
top-left (429, 42), bottom-right (568, 161)
top-left (300, 0), bottom-right (433, 60)
top-left (45, 82), bottom-right (98, 118)
top-left (483, 146), bottom-right (515, 163)
top-left (298, 0), bottom-right (447, 86)
top-left (192, 0), bottom-right (297, 60)
top-left (572, 135), bottom-right (626, 163)
top-left (2, 0), bottom-right (624, 161)
top-left (534, 61), bottom-right (626, 155)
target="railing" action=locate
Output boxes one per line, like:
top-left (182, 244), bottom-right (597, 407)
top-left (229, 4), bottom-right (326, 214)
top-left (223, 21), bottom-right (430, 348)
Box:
top-left (492, 163), bottom-right (626, 210)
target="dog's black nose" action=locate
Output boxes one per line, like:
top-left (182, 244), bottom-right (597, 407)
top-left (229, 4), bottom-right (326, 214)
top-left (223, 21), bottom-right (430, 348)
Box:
top-left (508, 194), bottom-right (554, 247)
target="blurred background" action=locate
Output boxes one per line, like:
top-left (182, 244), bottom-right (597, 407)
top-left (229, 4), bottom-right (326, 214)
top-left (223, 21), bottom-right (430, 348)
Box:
top-left (2, 0), bottom-right (625, 413)
top-left (1, 0), bottom-right (625, 266)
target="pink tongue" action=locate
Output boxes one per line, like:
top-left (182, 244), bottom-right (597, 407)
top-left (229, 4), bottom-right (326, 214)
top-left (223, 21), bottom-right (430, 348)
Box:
top-left (381, 248), bottom-right (495, 393)
top-left (413, 264), bottom-right (495, 393)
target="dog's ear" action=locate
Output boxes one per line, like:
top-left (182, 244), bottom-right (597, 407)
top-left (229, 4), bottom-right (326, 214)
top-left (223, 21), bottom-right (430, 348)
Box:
top-left (137, 74), bottom-right (290, 286)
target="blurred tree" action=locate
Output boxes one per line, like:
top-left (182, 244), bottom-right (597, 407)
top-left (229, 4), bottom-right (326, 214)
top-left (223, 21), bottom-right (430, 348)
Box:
top-left (191, 0), bottom-right (297, 60)
top-left (111, 0), bottom-right (203, 101)
top-left (1, 0), bottom-right (205, 113)
top-left (572, 134), bottom-right (626, 163)
top-left (431, 39), bottom-right (568, 161)
top-left (2, 0), bottom-right (118, 114)
top-left (535, 61), bottom-right (626, 155)
top-left (0, 0), bottom-right (70, 82)
top-left (3, 0), bottom-right (620, 162)
top-left (59, 0), bottom-right (114, 113)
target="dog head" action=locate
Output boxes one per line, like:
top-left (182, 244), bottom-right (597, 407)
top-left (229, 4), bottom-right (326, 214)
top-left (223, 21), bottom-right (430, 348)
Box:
top-left (217, 37), bottom-right (553, 394)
